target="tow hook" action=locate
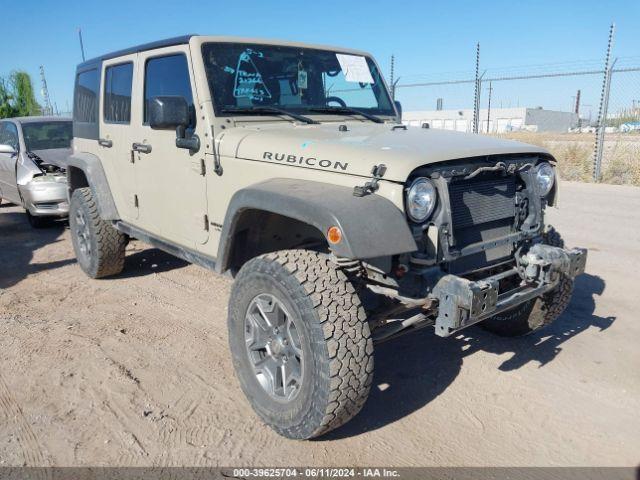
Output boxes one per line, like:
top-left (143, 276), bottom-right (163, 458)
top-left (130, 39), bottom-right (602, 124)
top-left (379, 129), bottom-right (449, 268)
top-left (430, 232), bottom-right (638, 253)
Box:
top-left (519, 244), bottom-right (588, 283)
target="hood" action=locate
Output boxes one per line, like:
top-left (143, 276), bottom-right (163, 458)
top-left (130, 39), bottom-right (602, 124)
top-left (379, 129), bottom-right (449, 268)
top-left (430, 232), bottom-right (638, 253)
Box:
top-left (30, 148), bottom-right (72, 169)
top-left (16, 148), bottom-right (70, 186)
top-left (219, 122), bottom-right (550, 182)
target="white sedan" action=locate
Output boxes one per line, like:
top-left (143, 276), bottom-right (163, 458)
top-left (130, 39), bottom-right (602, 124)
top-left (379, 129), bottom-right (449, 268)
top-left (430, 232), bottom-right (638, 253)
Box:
top-left (0, 116), bottom-right (71, 227)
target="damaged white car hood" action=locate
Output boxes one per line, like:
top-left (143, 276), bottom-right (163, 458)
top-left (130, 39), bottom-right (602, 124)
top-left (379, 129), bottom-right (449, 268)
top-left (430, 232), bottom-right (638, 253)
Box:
top-left (17, 148), bottom-right (71, 185)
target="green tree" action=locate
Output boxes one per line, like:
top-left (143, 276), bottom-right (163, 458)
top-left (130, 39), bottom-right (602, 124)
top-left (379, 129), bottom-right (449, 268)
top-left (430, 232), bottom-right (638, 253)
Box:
top-left (0, 71), bottom-right (42, 118)
top-left (0, 77), bottom-right (17, 118)
top-left (9, 71), bottom-right (41, 117)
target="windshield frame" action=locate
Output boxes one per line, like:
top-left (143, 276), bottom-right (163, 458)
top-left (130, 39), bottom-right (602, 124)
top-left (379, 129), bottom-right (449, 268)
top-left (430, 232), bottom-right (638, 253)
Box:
top-left (21, 121), bottom-right (73, 151)
top-left (200, 41), bottom-right (398, 120)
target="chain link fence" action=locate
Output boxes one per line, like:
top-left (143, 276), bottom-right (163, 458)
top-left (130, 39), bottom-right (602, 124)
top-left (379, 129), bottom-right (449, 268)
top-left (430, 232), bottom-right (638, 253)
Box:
top-left (394, 53), bottom-right (640, 186)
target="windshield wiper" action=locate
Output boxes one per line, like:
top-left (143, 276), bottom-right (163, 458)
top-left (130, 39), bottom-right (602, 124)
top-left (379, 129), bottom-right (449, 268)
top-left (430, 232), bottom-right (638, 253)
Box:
top-left (309, 106), bottom-right (384, 124)
top-left (221, 106), bottom-right (318, 124)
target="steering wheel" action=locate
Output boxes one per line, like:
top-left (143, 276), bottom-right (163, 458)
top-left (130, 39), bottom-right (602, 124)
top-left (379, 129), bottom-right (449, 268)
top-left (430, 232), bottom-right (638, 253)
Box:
top-left (325, 96), bottom-right (347, 107)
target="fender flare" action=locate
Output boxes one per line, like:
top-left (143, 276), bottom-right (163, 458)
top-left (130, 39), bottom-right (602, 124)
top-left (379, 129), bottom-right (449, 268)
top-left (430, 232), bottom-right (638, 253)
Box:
top-left (216, 178), bottom-right (417, 272)
top-left (66, 152), bottom-right (120, 220)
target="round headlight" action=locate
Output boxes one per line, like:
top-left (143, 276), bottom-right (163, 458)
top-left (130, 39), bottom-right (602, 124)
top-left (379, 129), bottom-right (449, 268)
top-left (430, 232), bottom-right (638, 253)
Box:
top-left (536, 162), bottom-right (555, 196)
top-left (406, 178), bottom-right (437, 222)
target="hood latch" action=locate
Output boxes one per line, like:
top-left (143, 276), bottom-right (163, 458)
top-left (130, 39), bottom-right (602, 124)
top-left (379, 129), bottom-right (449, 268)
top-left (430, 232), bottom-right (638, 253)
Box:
top-left (353, 164), bottom-right (387, 197)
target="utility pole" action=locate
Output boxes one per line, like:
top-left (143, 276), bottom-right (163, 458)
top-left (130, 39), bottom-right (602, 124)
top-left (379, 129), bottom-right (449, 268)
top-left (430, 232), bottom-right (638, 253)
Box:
top-left (575, 89), bottom-right (581, 128)
top-left (593, 23), bottom-right (615, 181)
top-left (486, 81), bottom-right (493, 134)
top-left (473, 43), bottom-right (481, 134)
top-left (389, 54), bottom-right (395, 100)
top-left (39, 65), bottom-right (53, 116)
top-left (78, 28), bottom-right (86, 62)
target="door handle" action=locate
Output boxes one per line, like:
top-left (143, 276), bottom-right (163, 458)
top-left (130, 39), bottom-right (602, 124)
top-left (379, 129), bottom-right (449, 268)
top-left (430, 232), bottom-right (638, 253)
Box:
top-left (98, 138), bottom-right (113, 148)
top-left (132, 142), bottom-right (152, 154)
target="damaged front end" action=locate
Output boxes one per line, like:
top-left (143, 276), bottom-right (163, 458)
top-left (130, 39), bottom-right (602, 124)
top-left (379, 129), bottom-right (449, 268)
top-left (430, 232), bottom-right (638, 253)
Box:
top-left (18, 150), bottom-right (69, 217)
top-left (430, 242), bottom-right (586, 336)
top-left (359, 155), bottom-right (587, 342)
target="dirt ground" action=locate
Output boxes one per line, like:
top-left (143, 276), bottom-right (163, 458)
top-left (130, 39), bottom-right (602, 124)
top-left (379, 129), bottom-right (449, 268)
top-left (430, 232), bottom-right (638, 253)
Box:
top-left (0, 181), bottom-right (638, 467)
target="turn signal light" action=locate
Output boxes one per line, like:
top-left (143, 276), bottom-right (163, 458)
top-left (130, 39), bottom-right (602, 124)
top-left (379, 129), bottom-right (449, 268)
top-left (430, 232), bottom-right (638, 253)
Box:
top-left (327, 226), bottom-right (342, 244)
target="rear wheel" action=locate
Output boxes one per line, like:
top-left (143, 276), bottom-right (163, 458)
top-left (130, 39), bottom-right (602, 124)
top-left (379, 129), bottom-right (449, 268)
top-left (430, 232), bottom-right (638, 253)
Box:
top-left (69, 187), bottom-right (126, 279)
top-left (228, 250), bottom-right (374, 439)
top-left (479, 227), bottom-right (574, 337)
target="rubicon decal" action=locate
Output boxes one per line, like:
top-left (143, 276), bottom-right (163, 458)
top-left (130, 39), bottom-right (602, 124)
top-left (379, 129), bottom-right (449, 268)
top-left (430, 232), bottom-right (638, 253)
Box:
top-left (263, 152), bottom-right (349, 171)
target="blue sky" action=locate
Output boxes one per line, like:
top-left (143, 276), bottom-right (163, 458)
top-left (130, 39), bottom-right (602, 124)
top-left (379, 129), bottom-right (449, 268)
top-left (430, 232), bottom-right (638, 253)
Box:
top-left (1, 0), bottom-right (638, 114)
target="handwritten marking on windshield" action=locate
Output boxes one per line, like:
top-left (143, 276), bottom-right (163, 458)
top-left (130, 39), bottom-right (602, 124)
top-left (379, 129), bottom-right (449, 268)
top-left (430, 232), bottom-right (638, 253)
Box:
top-left (233, 49), bottom-right (272, 101)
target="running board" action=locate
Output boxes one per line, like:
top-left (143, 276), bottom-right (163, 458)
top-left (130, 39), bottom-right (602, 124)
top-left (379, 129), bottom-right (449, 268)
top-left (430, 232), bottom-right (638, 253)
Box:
top-left (113, 221), bottom-right (217, 272)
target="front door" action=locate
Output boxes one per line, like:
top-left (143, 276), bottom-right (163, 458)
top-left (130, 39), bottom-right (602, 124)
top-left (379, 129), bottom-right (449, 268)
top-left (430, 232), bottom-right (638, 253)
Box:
top-left (131, 46), bottom-right (209, 247)
top-left (0, 121), bottom-right (21, 203)
top-left (99, 54), bottom-right (139, 221)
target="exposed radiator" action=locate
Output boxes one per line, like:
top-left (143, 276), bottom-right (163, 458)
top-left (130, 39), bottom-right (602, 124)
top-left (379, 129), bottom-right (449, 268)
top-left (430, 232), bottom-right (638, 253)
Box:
top-left (448, 176), bottom-right (516, 231)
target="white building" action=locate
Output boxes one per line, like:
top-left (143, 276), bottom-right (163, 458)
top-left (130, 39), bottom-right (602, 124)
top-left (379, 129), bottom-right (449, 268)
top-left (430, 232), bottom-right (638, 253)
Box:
top-left (403, 107), bottom-right (578, 133)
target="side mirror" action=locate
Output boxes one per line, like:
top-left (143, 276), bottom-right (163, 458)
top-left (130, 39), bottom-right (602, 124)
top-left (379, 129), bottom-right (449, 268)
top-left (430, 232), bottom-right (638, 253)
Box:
top-left (148, 96), bottom-right (190, 130)
top-left (0, 144), bottom-right (17, 155)
top-left (148, 96), bottom-right (200, 152)
top-left (394, 100), bottom-right (402, 121)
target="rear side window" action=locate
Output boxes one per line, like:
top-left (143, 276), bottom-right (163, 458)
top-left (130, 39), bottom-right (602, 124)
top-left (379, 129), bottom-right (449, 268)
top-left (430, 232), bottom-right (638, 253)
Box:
top-left (74, 69), bottom-right (99, 123)
top-left (104, 63), bottom-right (133, 123)
top-left (144, 54), bottom-right (194, 126)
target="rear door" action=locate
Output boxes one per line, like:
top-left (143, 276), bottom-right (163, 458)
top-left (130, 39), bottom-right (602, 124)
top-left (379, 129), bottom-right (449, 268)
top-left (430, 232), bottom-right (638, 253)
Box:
top-left (99, 54), bottom-right (139, 221)
top-left (0, 121), bottom-right (21, 203)
top-left (131, 46), bottom-right (209, 247)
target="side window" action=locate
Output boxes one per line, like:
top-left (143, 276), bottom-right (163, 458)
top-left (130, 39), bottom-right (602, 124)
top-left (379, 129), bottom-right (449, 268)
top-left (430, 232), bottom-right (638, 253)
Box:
top-left (144, 54), bottom-right (194, 126)
top-left (104, 63), bottom-right (133, 123)
top-left (0, 122), bottom-right (19, 150)
top-left (74, 68), bottom-right (99, 124)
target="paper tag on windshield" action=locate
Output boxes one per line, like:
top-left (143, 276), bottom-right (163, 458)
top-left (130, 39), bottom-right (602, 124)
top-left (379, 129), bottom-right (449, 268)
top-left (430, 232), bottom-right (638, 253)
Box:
top-left (298, 69), bottom-right (308, 89)
top-left (336, 54), bottom-right (374, 84)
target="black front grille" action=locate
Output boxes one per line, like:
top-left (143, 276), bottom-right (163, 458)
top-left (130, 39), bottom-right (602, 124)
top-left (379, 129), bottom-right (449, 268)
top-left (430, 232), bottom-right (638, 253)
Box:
top-left (449, 176), bottom-right (516, 231)
top-left (446, 175), bottom-right (517, 274)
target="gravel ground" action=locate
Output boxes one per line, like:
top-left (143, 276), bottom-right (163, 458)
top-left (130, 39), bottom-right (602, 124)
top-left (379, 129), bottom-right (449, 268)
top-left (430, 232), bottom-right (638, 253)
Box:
top-left (0, 181), bottom-right (638, 467)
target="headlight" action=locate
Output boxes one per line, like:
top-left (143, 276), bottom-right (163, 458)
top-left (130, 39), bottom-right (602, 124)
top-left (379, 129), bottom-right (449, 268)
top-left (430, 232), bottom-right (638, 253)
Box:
top-left (536, 162), bottom-right (555, 197)
top-left (406, 177), bottom-right (437, 222)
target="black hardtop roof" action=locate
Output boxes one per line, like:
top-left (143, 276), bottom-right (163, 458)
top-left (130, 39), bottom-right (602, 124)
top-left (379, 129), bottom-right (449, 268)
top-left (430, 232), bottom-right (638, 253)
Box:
top-left (76, 34), bottom-right (197, 70)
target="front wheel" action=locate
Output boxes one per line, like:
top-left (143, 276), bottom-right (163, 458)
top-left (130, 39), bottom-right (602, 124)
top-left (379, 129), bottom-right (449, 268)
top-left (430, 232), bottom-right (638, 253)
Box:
top-left (228, 250), bottom-right (374, 439)
top-left (26, 211), bottom-right (52, 229)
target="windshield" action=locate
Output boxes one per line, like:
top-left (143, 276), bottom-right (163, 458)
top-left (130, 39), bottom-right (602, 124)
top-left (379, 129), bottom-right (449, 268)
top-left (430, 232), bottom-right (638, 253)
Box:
top-left (22, 121), bottom-right (72, 151)
top-left (202, 43), bottom-right (395, 117)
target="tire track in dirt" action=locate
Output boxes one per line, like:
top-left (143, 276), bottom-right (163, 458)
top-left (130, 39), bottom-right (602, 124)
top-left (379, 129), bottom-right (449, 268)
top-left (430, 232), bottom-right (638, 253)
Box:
top-left (0, 373), bottom-right (48, 467)
top-left (83, 266), bottom-right (279, 464)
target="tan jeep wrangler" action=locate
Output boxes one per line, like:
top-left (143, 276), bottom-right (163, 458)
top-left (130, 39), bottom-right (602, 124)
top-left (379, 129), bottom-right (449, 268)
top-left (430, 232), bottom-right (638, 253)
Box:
top-left (68, 35), bottom-right (587, 439)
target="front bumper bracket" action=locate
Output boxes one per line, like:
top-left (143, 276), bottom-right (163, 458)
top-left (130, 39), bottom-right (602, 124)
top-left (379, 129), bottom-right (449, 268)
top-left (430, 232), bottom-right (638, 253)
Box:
top-left (431, 245), bottom-right (587, 337)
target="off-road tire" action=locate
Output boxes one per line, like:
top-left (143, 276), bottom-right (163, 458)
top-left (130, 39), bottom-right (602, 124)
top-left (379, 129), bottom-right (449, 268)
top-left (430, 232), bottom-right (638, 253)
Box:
top-left (479, 227), bottom-right (574, 337)
top-left (228, 249), bottom-right (374, 439)
top-left (26, 211), bottom-right (52, 229)
top-left (69, 187), bottom-right (126, 279)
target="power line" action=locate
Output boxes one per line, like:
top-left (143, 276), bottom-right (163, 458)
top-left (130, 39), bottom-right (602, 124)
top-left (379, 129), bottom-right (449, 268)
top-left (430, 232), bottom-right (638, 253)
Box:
top-left (395, 67), bottom-right (639, 89)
